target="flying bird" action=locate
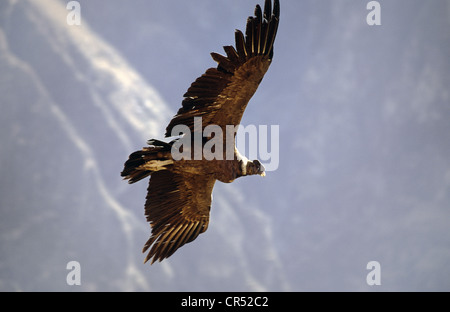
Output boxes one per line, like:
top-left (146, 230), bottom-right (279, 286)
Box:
top-left (121, 0), bottom-right (280, 264)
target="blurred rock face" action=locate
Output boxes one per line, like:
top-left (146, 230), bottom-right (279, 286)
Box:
top-left (1, 0), bottom-right (449, 291)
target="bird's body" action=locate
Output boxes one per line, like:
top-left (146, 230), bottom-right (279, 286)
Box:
top-left (121, 0), bottom-right (280, 264)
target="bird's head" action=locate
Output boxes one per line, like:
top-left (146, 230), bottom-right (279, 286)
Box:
top-left (246, 160), bottom-right (266, 177)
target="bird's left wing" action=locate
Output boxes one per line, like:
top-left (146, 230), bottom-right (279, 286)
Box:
top-left (142, 170), bottom-right (216, 264)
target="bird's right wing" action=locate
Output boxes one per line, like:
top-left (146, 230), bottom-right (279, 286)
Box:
top-left (164, 0), bottom-right (280, 136)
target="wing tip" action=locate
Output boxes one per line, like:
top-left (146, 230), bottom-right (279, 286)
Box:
top-left (273, 0), bottom-right (280, 19)
top-left (241, 0), bottom-right (280, 61)
top-left (141, 208), bottom-right (210, 264)
top-left (213, 0), bottom-right (280, 67)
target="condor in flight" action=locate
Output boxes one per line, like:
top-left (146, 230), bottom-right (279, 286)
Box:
top-left (121, 0), bottom-right (280, 264)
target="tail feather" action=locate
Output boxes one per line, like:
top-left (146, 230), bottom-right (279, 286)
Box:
top-left (121, 139), bottom-right (174, 184)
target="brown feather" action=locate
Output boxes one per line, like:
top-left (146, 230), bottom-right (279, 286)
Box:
top-left (223, 45), bottom-right (240, 64)
top-left (263, 0), bottom-right (272, 21)
top-left (235, 30), bottom-right (248, 62)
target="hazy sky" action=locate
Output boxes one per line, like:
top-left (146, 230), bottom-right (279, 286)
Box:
top-left (1, 0), bottom-right (449, 291)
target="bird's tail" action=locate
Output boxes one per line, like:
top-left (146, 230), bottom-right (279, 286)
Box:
top-left (121, 139), bottom-right (174, 184)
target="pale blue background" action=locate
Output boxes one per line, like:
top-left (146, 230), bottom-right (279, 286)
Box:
top-left (1, 0), bottom-right (449, 291)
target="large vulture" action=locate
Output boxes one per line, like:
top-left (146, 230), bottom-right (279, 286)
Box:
top-left (121, 0), bottom-right (280, 264)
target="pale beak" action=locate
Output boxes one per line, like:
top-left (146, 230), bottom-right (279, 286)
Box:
top-left (260, 172), bottom-right (266, 177)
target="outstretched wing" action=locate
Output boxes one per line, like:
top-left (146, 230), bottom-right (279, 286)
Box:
top-left (142, 170), bottom-right (216, 264)
top-left (165, 0), bottom-right (280, 136)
